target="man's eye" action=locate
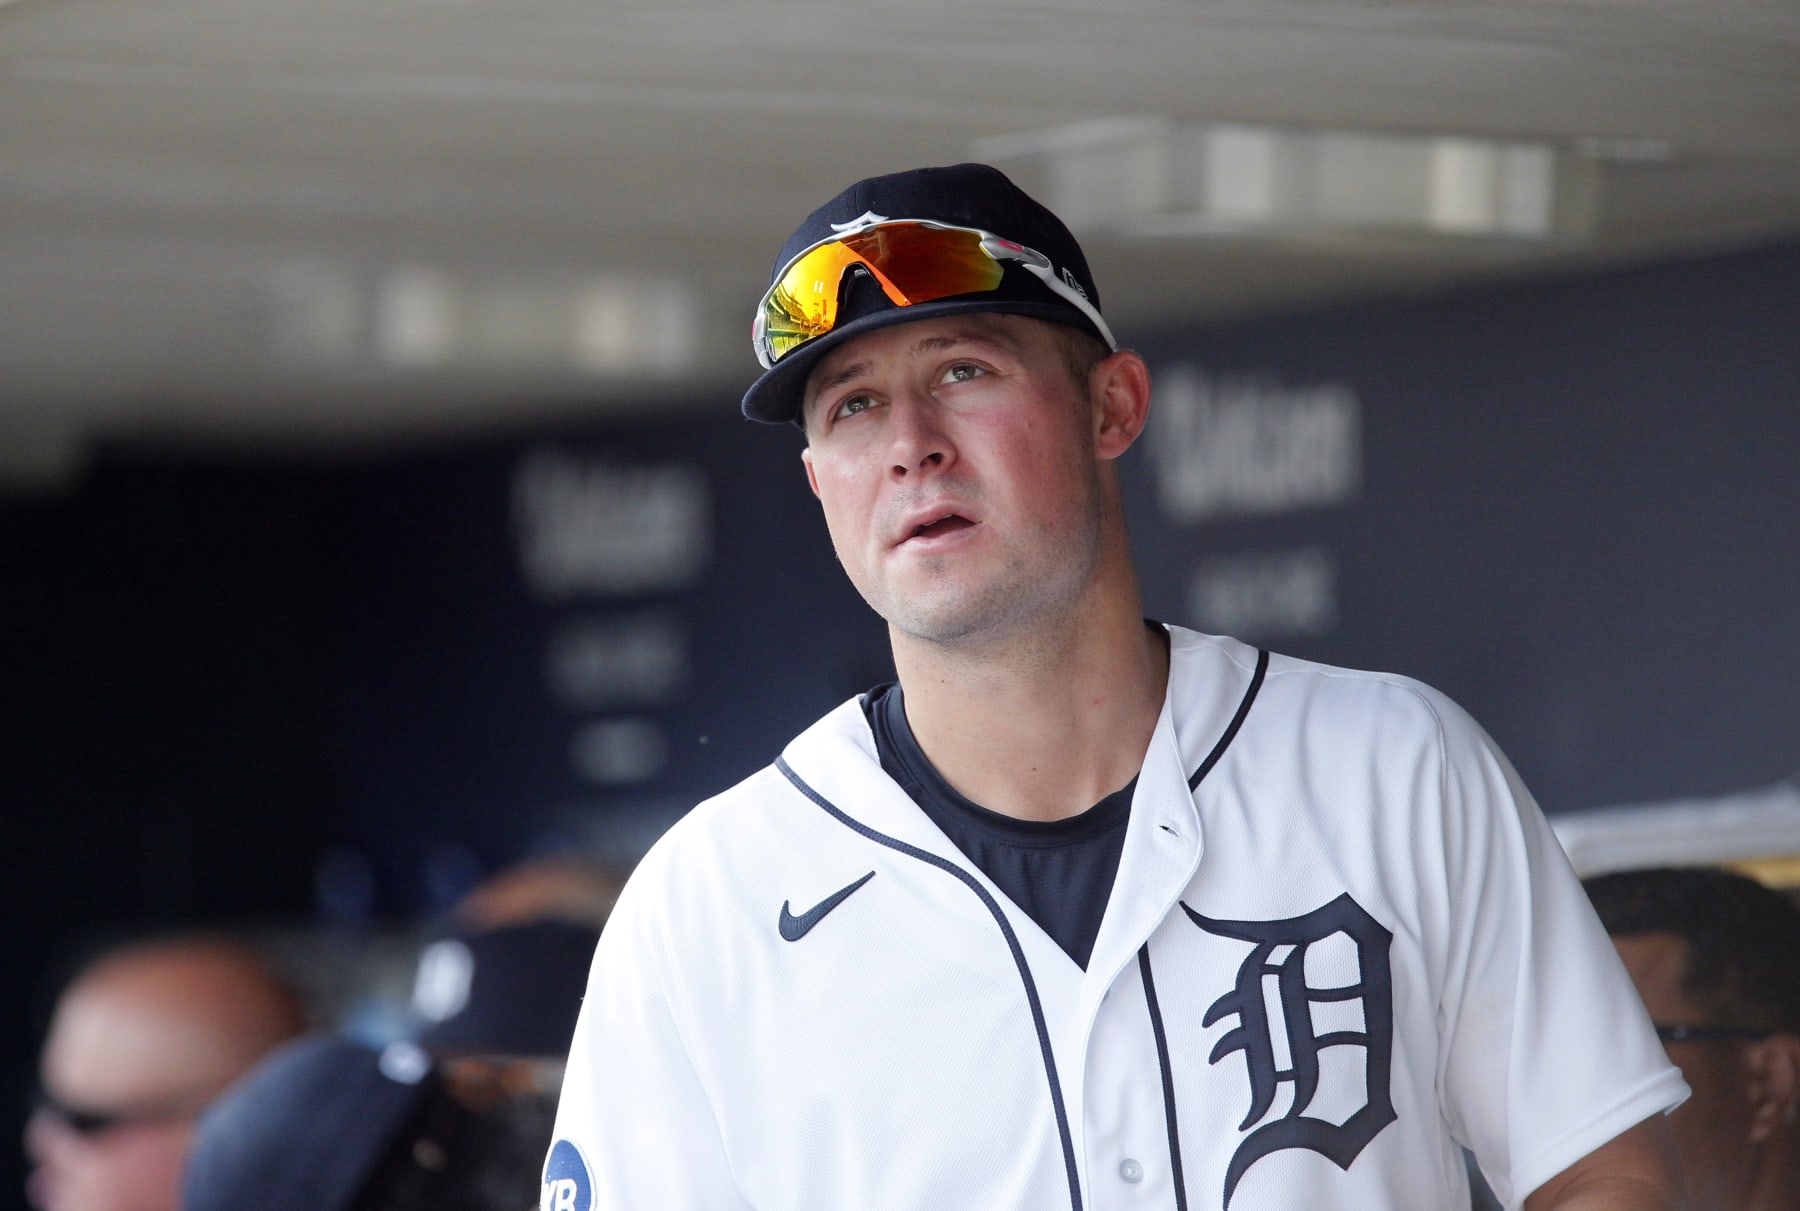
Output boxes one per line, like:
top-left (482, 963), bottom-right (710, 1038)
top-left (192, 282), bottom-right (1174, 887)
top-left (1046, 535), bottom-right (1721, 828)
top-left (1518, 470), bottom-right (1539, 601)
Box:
top-left (942, 362), bottom-right (985, 384)
top-left (835, 394), bottom-right (875, 420)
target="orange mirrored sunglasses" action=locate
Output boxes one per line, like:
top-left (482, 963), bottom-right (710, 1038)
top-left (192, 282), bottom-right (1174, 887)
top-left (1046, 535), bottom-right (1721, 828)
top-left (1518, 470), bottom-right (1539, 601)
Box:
top-left (753, 218), bottom-right (1113, 368)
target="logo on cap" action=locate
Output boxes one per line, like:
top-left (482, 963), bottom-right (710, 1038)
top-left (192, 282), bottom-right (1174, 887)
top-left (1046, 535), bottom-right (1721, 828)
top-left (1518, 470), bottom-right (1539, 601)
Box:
top-left (412, 939), bottom-right (475, 1024)
top-left (541, 1139), bottom-right (593, 1211)
top-left (829, 211), bottom-right (889, 235)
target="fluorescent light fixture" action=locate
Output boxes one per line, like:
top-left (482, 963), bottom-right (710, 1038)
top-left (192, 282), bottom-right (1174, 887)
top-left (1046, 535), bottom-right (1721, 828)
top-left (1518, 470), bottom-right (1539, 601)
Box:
top-left (271, 264), bottom-right (700, 375)
top-left (976, 118), bottom-right (1603, 241)
top-left (377, 267), bottom-right (459, 367)
top-left (572, 277), bottom-right (697, 375)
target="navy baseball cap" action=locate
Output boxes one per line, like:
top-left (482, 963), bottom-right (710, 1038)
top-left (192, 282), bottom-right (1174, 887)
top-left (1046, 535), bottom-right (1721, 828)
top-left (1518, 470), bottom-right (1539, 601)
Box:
top-left (409, 919), bottom-right (600, 1059)
top-left (182, 1035), bottom-right (439, 1211)
top-left (741, 163), bottom-right (1114, 426)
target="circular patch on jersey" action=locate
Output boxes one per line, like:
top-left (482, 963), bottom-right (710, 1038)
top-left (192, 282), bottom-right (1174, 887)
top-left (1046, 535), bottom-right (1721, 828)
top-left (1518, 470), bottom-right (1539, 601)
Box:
top-left (541, 1139), bottom-right (593, 1211)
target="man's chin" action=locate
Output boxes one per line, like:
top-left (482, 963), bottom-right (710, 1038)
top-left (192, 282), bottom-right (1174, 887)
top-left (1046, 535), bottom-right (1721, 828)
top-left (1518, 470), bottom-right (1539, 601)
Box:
top-left (883, 592), bottom-right (1031, 649)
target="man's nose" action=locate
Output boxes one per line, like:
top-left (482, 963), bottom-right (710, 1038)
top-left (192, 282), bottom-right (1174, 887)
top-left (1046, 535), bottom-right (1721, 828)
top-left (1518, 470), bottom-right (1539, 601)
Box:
top-left (886, 394), bottom-right (952, 477)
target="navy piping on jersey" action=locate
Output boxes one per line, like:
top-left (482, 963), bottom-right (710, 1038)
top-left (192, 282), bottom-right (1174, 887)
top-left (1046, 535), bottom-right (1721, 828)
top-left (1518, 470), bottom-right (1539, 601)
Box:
top-left (775, 755), bottom-right (1085, 1211)
top-left (1188, 647), bottom-right (1269, 791)
top-left (1150, 644), bottom-right (1267, 1208)
top-left (1137, 945), bottom-right (1189, 1211)
top-left (773, 644), bottom-right (1268, 1210)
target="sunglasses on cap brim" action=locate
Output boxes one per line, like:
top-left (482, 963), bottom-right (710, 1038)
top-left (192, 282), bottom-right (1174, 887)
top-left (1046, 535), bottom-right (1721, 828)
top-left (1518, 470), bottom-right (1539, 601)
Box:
top-left (752, 218), bottom-right (1117, 369)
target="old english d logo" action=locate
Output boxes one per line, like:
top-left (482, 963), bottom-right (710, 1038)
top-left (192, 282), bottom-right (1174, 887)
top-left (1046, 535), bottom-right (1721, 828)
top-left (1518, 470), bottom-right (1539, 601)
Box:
top-left (1183, 893), bottom-right (1396, 1209)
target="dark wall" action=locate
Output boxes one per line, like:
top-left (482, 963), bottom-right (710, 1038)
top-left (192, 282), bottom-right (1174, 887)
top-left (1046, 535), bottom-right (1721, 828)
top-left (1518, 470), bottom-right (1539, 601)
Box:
top-left (1122, 239), bottom-right (1799, 811)
top-left (1, 460), bottom-right (345, 1208)
top-left (331, 417), bottom-right (886, 908)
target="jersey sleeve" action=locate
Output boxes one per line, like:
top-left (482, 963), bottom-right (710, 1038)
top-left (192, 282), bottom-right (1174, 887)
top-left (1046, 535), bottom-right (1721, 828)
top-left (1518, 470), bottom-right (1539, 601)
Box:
top-left (1423, 690), bottom-right (1689, 1209)
top-left (546, 850), bottom-right (753, 1211)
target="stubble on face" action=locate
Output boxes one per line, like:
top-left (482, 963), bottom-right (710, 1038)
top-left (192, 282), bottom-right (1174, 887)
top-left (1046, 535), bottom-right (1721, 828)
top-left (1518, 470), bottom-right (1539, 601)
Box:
top-left (804, 315), bottom-right (1110, 652)
top-left (876, 480), bottom-right (1102, 650)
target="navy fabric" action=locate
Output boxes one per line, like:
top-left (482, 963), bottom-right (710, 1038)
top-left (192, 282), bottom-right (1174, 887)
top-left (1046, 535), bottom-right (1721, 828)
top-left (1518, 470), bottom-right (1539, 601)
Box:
top-left (183, 1036), bottom-right (438, 1211)
top-left (863, 683), bottom-right (1130, 969)
top-left (412, 919), bottom-right (600, 1058)
top-left (742, 162), bottom-right (1111, 425)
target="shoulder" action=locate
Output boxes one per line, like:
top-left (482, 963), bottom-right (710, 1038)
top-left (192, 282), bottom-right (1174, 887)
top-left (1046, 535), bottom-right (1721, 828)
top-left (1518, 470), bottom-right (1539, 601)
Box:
top-left (1169, 626), bottom-right (1475, 731)
top-left (607, 697), bottom-right (882, 930)
top-left (1164, 626), bottom-right (1508, 794)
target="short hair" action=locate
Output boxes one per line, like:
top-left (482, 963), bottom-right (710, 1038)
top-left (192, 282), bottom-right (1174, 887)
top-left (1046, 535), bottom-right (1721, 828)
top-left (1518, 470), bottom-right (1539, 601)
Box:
top-left (1049, 323), bottom-right (1110, 392)
top-left (1584, 866), bottom-right (1800, 1034)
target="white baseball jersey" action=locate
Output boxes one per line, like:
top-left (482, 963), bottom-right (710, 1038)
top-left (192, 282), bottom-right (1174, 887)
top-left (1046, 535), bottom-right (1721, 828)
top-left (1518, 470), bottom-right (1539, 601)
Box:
top-left (547, 627), bottom-right (1686, 1211)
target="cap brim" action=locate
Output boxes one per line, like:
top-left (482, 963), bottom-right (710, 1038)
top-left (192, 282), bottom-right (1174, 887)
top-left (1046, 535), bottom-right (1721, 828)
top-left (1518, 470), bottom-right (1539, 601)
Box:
top-left (740, 298), bottom-right (1102, 427)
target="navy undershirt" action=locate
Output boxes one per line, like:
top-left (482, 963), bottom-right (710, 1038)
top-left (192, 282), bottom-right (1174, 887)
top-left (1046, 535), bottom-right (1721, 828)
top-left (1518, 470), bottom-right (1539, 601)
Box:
top-left (862, 682), bottom-right (1132, 969)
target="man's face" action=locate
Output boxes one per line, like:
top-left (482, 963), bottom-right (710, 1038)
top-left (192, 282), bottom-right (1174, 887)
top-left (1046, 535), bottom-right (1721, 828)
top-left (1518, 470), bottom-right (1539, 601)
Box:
top-left (24, 982), bottom-right (212, 1211)
top-left (798, 313), bottom-right (1111, 646)
top-left (1613, 931), bottom-right (1759, 1211)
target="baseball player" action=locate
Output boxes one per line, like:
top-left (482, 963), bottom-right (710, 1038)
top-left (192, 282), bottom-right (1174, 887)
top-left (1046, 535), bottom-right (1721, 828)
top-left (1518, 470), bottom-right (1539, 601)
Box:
top-left (546, 163), bottom-right (1690, 1210)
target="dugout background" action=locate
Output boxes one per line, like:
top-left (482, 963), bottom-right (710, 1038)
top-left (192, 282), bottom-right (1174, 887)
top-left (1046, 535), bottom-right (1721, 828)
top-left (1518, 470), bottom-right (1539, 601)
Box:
top-left (1, 236), bottom-right (1796, 1210)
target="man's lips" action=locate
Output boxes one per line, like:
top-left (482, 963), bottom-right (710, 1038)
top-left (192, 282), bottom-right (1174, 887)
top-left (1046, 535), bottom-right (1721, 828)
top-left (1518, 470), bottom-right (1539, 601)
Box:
top-left (895, 509), bottom-right (976, 546)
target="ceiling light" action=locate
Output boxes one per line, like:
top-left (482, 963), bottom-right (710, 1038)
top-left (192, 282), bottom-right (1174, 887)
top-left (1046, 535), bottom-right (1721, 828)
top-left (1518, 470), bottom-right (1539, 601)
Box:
top-left (976, 118), bottom-right (1603, 241)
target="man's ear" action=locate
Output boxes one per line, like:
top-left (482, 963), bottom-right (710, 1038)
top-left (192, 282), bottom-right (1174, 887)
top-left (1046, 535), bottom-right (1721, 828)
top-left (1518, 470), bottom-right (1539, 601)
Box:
top-left (1745, 1031), bottom-right (1800, 1144)
top-left (1091, 350), bottom-right (1153, 461)
top-left (801, 446), bottom-right (821, 498)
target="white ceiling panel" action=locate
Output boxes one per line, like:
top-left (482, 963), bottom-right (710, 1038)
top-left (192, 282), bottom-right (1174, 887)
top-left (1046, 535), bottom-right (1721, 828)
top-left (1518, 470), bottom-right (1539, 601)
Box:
top-left (2, 0), bottom-right (1796, 451)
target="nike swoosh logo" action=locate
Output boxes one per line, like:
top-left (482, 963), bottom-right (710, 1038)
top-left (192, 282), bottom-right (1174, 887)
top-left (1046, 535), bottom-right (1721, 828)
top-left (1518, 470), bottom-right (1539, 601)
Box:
top-left (779, 871), bottom-right (876, 941)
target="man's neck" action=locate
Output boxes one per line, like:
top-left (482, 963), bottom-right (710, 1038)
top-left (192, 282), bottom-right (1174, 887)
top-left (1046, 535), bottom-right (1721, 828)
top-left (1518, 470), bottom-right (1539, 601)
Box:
top-left (889, 598), bottom-right (1169, 823)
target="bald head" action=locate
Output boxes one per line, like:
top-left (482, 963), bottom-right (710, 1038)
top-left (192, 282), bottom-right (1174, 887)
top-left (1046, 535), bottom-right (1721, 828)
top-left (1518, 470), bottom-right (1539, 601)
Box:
top-left (44, 936), bottom-right (306, 1103)
top-left (26, 935), bottom-right (308, 1211)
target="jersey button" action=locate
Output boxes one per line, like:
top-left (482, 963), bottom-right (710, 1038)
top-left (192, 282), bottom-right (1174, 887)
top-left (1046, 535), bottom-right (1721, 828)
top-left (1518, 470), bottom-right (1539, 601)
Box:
top-left (1119, 1158), bottom-right (1144, 1184)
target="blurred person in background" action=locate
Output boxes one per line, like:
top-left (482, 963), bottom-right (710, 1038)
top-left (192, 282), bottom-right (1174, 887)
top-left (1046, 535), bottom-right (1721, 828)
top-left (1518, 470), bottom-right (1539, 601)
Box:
top-left (182, 1033), bottom-right (545, 1211)
top-left (179, 853), bottom-right (616, 1211)
top-left (23, 933), bottom-right (307, 1211)
top-left (410, 916), bottom-right (601, 1067)
top-left (1586, 866), bottom-right (1800, 1211)
top-left (397, 921), bottom-right (593, 1208)
top-left (409, 850), bottom-right (620, 1067)
top-left (400, 852), bottom-right (614, 1196)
